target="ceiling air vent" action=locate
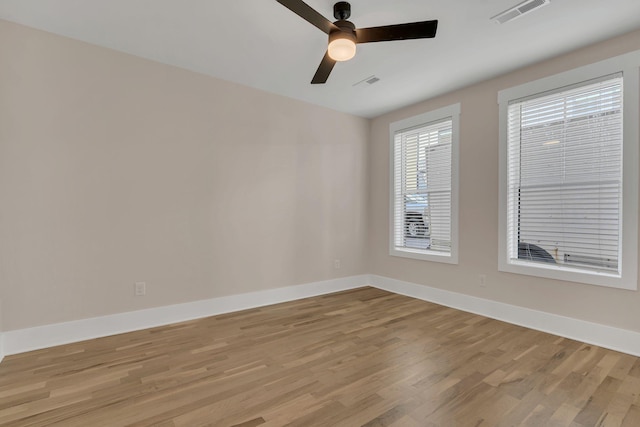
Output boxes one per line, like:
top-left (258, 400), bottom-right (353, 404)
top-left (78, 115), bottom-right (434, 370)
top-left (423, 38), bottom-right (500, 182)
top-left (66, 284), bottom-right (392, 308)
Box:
top-left (491, 0), bottom-right (550, 24)
top-left (353, 75), bottom-right (380, 87)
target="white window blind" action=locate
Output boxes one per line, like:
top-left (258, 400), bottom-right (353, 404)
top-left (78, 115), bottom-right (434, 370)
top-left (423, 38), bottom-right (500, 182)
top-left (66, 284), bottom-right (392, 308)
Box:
top-left (393, 118), bottom-right (452, 255)
top-left (506, 74), bottom-right (623, 273)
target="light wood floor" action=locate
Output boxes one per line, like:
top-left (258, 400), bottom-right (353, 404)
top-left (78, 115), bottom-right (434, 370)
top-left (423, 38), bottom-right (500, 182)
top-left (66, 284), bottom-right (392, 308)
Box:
top-left (1, 287), bottom-right (640, 426)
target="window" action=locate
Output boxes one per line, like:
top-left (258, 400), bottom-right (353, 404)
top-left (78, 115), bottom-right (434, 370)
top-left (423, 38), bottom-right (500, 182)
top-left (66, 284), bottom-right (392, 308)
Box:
top-left (498, 52), bottom-right (639, 289)
top-left (390, 104), bottom-right (459, 263)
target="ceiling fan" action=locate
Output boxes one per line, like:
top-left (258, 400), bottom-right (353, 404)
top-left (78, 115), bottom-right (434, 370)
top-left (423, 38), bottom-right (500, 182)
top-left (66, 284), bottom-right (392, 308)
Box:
top-left (276, 0), bottom-right (438, 84)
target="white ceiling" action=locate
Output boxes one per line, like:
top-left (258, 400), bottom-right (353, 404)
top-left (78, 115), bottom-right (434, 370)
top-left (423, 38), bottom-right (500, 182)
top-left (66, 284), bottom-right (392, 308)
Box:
top-left (2, 0), bottom-right (640, 118)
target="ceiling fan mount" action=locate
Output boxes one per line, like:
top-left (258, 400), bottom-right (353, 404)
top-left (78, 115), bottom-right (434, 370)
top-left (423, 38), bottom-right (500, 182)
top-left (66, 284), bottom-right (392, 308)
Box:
top-left (276, 0), bottom-right (439, 84)
top-left (333, 1), bottom-right (351, 20)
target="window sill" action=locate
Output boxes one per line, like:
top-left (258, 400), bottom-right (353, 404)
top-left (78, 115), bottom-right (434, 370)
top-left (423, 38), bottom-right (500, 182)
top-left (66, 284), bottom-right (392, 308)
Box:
top-left (390, 248), bottom-right (458, 264)
top-left (498, 259), bottom-right (635, 290)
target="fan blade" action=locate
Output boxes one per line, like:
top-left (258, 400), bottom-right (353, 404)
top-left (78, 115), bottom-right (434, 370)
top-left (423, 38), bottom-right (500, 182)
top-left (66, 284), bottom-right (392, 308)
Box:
top-left (311, 51), bottom-right (336, 84)
top-left (276, 0), bottom-right (338, 34)
top-left (356, 20), bottom-right (438, 43)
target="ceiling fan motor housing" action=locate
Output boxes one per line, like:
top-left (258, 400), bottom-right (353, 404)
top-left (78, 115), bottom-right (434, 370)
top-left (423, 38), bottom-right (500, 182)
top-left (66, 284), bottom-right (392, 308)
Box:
top-left (329, 20), bottom-right (356, 44)
top-left (328, 19), bottom-right (356, 61)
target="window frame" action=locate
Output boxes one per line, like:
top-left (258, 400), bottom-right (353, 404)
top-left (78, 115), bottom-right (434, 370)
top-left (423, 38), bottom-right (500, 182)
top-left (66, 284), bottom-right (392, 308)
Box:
top-left (389, 103), bottom-right (460, 264)
top-left (498, 51), bottom-right (640, 290)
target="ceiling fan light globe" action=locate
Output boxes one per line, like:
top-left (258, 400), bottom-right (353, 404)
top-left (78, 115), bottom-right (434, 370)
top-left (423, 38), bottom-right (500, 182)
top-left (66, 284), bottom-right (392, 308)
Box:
top-left (328, 34), bottom-right (356, 61)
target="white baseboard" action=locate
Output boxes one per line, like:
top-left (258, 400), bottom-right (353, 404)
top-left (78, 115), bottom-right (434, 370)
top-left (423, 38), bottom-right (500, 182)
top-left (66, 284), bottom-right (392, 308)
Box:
top-left (4, 274), bottom-right (640, 359)
top-left (2, 275), bottom-right (369, 356)
top-left (369, 274), bottom-right (640, 357)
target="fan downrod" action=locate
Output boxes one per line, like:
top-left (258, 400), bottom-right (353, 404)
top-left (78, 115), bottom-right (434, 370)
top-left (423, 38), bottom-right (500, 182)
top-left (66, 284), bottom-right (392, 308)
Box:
top-left (333, 2), bottom-right (351, 20)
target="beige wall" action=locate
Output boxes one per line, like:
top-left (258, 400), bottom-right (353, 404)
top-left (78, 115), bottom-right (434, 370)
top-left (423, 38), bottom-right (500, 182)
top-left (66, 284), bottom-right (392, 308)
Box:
top-left (3, 18), bottom-right (640, 336)
top-left (0, 20), bottom-right (369, 331)
top-left (369, 29), bottom-right (640, 332)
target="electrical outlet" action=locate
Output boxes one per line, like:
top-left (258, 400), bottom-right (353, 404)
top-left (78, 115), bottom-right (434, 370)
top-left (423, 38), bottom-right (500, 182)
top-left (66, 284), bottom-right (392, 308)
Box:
top-left (135, 281), bottom-right (146, 296)
top-left (334, 259), bottom-right (341, 269)
top-left (479, 275), bottom-right (486, 287)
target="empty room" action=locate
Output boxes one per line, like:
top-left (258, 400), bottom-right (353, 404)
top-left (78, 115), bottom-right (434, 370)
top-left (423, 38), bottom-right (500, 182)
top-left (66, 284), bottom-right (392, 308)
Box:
top-left (2, 0), bottom-right (640, 425)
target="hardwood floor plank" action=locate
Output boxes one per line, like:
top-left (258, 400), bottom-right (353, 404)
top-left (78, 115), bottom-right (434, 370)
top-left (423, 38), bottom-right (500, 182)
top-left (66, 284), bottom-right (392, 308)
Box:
top-left (621, 404), bottom-right (640, 427)
top-left (1, 287), bottom-right (639, 426)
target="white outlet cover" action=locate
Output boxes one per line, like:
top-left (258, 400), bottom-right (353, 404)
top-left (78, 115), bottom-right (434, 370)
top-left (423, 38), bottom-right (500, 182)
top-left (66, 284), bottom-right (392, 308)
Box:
top-left (135, 282), bottom-right (146, 296)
